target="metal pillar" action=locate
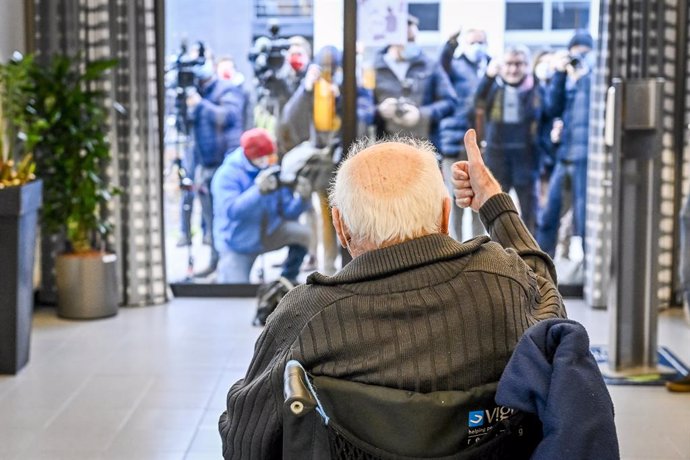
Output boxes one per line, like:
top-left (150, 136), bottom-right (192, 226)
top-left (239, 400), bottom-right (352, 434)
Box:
top-left (604, 78), bottom-right (673, 375)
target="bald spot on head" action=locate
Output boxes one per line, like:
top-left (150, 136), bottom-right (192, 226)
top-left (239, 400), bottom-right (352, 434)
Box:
top-left (346, 142), bottom-right (424, 198)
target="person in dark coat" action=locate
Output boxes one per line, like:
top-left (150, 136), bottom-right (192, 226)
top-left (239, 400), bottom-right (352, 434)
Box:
top-left (218, 130), bottom-right (565, 459)
top-left (364, 15), bottom-right (457, 147)
top-left (474, 45), bottom-right (543, 233)
top-left (438, 28), bottom-right (490, 241)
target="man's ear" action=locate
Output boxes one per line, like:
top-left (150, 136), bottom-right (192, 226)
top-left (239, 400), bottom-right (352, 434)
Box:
top-left (440, 196), bottom-right (451, 235)
top-left (331, 207), bottom-right (350, 248)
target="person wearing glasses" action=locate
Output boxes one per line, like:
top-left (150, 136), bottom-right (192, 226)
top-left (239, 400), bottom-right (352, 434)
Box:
top-left (474, 45), bottom-right (543, 232)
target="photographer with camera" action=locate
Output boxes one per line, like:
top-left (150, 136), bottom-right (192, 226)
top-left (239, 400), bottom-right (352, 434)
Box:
top-left (368, 15), bottom-right (456, 145)
top-left (537, 30), bottom-right (594, 258)
top-left (211, 128), bottom-right (312, 284)
top-left (249, 25), bottom-right (312, 155)
top-left (186, 56), bottom-right (247, 277)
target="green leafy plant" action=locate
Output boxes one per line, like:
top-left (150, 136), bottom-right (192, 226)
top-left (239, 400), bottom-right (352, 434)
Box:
top-left (2, 53), bottom-right (119, 253)
top-left (0, 54), bottom-right (37, 188)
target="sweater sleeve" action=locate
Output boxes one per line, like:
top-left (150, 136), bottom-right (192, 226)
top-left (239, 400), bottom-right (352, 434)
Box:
top-left (478, 193), bottom-right (566, 320)
top-left (219, 327), bottom-right (289, 459)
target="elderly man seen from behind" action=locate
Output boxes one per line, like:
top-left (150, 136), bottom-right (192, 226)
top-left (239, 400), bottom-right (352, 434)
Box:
top-left (218, 130), bottom-right (566, 459)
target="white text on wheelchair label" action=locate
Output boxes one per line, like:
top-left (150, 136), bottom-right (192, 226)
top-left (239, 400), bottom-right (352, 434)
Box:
top-left (467, 406), bottom-right (516, 444)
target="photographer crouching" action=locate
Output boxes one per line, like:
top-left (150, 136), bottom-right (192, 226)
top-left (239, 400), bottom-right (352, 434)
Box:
top-left (211, 128), bottom-right (312, 284)
top-left (187, 57), bottom-right (247, 277)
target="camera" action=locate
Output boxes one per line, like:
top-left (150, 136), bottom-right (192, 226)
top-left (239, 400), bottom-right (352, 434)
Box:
top-left (395, 78), bottom-right (415, 118)
top-left (168, 40), bottom-right (206, 90)
top-left (569, 55), bottom-right (582, 68)
top-left (248, 22), bottom-right (291, 86)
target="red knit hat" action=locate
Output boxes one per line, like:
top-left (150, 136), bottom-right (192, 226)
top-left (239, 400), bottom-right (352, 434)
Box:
top-left (241, 128), bottom-right (277, 161)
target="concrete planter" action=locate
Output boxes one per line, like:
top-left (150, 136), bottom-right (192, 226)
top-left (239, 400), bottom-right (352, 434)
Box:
top-left (0, 180), bottom-right (42, 374)
top-left (56, 252), bottom-right (118, 319)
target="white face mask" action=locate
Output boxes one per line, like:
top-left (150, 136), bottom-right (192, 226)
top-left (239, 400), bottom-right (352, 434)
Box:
top-left (463, 43), bottom-right (487, 63)
top-left (401, 43), bottom-right (422, 61)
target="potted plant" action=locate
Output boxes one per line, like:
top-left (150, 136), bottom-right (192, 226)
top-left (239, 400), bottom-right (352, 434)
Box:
top-left (0, 55), bottom-right (42, 374)
top-left (13, 53), bottom-right (120, 319)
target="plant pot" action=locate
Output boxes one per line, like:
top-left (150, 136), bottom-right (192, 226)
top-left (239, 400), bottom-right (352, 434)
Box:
top-left (56, 252), bottom-right (119, 319)
top-left (0, 179), bottom-right (42, 374)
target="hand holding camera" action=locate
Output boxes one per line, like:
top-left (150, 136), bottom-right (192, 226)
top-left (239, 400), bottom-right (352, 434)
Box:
top-left (186, 89), bottom-right (202, 110)
top-left (303, 64), bottom-right (322, 91)
top-left (393, 103), bottom-right (421, 128)
top-left (377, 97), bottom-right (398, 120)
top-left (255, 165), bottom-right (281, 194)
top-left (294, 176), bottom-right (312, 199)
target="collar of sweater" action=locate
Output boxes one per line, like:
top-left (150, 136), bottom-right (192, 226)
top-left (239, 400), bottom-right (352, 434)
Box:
top-left (307, 233), bottom-right (490, 286)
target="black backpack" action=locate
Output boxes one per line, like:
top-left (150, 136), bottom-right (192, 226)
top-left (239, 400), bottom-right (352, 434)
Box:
top-left (253, 277), bottom-right (295, 326)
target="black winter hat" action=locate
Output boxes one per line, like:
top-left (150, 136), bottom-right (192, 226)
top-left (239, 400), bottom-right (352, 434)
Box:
top-left (568, 30), bottom-right (594, 50)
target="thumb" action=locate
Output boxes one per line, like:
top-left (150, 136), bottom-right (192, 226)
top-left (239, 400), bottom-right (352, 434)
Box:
top-left (464, 129), bottom-right (485, 167)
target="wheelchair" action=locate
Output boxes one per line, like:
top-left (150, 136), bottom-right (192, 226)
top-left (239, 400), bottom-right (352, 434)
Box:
top-left (282, 360), bottom-right (542, 460)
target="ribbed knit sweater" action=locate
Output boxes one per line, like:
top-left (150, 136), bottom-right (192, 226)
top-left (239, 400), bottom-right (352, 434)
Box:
top-left (219, 193), bottom-right (566, 459)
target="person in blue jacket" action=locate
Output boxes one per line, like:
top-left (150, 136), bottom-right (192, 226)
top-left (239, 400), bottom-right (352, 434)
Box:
top-left (438, 28), bottom-right (490, 241)
top-left (188, 58), bottom-right (247, 276)
top-left (211, 128), bottom-right (312, 284)
top-left (537, 31), bottom-right (594, 257)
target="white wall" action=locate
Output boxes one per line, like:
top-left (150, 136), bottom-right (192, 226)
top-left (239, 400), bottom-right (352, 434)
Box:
top-left (0, 0), bottom-right (25, 61)
top-left (313, 0), bottom-right (344, 51)
top-left (439, 0), bottom-right (505, 58)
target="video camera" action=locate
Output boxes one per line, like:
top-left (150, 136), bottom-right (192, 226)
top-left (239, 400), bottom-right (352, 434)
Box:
top-left (169, 40), bottom-right (206, 90)
top-left (248, 22), bottom-right (291, 86)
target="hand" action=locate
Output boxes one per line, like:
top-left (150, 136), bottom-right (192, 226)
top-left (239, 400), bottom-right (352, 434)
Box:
top-left (451, 129), bottom-right (503, 212)
top-left (255, 167), bottom-right (279, 194)
top-left (393, 103), bottom-right (420, 127)
top-left (186, 91), bottom-right (202, 109)
top-left (449, 29), bottom-right (462, 44)
top-left (486, 59), bottom-right (501, 78)
top-left (553, 51), bottom-right (570, 72)
top-left (550, 119), bottom-right (564, 144)
top-left (377, 97), bottom-right (398, 119)
top-left (303, 64), bottom-right (321, 91)
top-left (294, 176), bottom-right (312, 199)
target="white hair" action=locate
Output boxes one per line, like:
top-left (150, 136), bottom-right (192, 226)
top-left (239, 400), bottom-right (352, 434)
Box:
top-left (329, 136), bottom-right (448, 247)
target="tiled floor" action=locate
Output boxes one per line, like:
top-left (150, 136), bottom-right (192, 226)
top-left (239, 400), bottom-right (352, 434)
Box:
top-left (1, 297), bottom-right (689, 460)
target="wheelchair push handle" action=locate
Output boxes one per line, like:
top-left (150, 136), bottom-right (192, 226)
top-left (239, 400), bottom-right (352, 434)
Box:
top-left (284, 360), bottom-right (318, 417)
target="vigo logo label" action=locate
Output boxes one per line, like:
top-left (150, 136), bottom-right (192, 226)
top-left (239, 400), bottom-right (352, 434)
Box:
top-left (468, 410), bottom-right (484, 427)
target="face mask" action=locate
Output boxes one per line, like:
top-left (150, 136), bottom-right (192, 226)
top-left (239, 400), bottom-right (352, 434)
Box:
top-left (400, 43), bottom-right (422, 61)
top-left (288, 53), bottom-right (308, 72)
top-left (464, 43), bottom-right (487, 63)
top-left (252, 154), bottom-right (277, 169)
top-left (534, 62), bottom-right (552, 82)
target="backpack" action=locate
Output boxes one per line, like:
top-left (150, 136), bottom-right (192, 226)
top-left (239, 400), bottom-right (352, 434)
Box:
top-left (253, 277), bottom-right (295, 326)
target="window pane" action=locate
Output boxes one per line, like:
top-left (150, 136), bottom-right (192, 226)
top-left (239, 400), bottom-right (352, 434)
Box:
top-left (552, 2), bottom-right (590, 30)
top-left (255, 0), bottom-right (313, 17)
top-left (409, 3), bottom-right (440, 31)
top-left (505, 3), bottom-right (544, 31)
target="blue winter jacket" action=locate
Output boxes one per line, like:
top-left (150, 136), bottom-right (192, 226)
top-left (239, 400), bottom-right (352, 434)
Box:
top-left (496, 319), bottom-right (619, 460)
top-left (438, 41), bottom-right (489, 156)
top-left (211, 148), bottom-right (310, 254)
top-left (544, 70), bottom-right (591, 163)
top-left (191, 77), bottom-right (246, 168)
